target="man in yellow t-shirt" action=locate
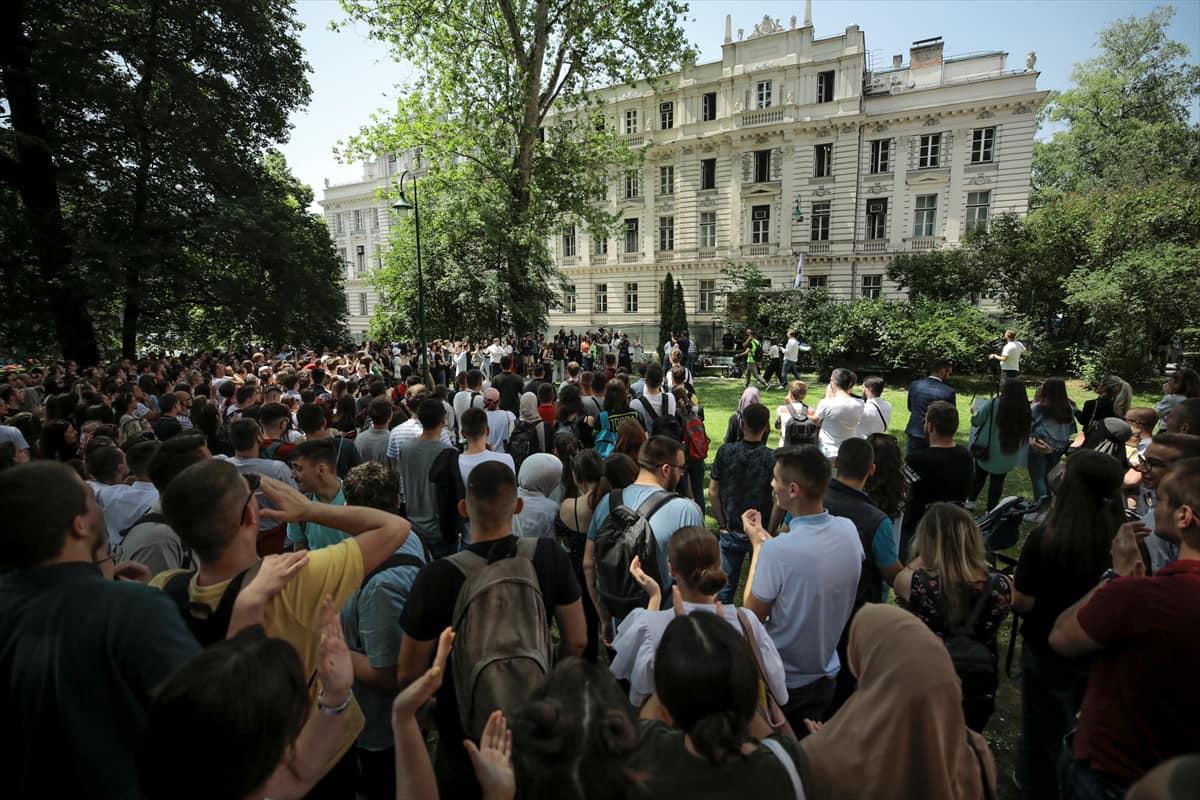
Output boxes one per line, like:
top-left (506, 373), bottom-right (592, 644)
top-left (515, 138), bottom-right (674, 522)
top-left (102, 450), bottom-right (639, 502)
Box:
top-left (151, 461), bottom-right (412, 795)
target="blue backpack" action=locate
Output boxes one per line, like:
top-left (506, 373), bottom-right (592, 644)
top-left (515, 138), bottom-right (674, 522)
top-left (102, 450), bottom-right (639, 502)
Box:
top-left (594, 411), bottom-right (617, 457)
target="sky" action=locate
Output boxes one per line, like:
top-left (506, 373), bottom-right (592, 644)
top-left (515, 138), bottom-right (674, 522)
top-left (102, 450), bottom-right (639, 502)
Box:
top-left (280, 0), bottom-right (1200, 209)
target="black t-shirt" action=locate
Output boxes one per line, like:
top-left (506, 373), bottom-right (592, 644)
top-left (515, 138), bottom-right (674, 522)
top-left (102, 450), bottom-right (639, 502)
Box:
top-left (0, 563), bottom-right (200, 799)
top-left (399, 536), bottom-right (580, 752)
top-left (635, 720), bottom-right (811, 799)
top-left (902, 444), bottom-right (975, 548)
top-left (493, 373), bottom-right (524, 415)
top-left (1014, 526), bottom-right (1106, 657)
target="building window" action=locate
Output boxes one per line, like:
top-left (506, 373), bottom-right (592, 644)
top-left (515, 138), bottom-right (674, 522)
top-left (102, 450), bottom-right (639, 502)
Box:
top-left (355, 245), bottom-right (366, 274)
top-left (562, 224), bottom-right (576, 257)
top-left (334, 213), bottom-right (343, 234)
top-left (373, 245), bottom-right (383, 270)
top-left (971, 127), bottom-right (995, 164)
top-left (698, 211), bottom-right (717, 248)
top-left (814, 143), bottom-right (832, 178)
top-left (370, 209), bottom-right (378, 230)
top-left (659, 165), bottom-right (674, 195)
top-left (810, 202), bottom-right (831, 241)
top-left (353, 209), bottom-right (364, 232)
top-left (816, 70), bottom-right (835, 103)
top-left (751, 204), bottom-right (770, 244)
top-left (870, 139), bottom-right (891, 173)
top-left (913, 194), bottom-right (938, 237)
top-left (624, 282), bottom-right (639, 313)
top-left (624, 109), bottom-right (638, 134)
top-left (624, 169), bottom-right (641, 199)
top-left (658, 216), bottom-right (674, 251)
top-left (919, 133), bottom-right (941, 168)
top-left (593, 235), bottom-right (608, 256)
top-left (808, 275), bottom-right (828, 289)
top-left (659, 102), bottom-right (674, 130)
top-left (699, 279), bottom-right (716, 312)
top-left (756, 80), bottom-right (772, 109)
top-left (754, 150), bottom-right (771, 183)
top-left (702, 92), bottom-right (717, 121)
top-left (965, 190), bottom-right (991, 232)
top-left (624, 218), bottom-right (639, 253)
top-left (595, 283), bottom-right (608, 313)
top-left (358, 293), bottom-right (368, 315)
top-left (563, 285), bottom-right (576, 313)
top-left (866, 199), bottom-right (888, 240)
top-left (861, 275), bottom-right (882, 299)
top-left (700, 158), bottom-right (716, 190)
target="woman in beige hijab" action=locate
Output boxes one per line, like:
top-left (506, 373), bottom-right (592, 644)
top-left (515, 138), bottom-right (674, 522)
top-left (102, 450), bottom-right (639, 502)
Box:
top-left (801, 604), bottom-right (998, 799)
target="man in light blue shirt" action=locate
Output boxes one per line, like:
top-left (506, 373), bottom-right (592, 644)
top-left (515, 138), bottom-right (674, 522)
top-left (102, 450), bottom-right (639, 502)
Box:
top-left (286, 438), bottom-right (349, 550)
top-left (742, 445), bottom-right (863, 732)
top-left (584, 436), bottom-right (703, 639)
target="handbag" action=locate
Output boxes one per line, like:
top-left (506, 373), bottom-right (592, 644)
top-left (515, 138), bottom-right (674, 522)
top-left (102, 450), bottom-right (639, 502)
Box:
top-left (970, 400), bottom-right (993, 462)
top-left (736, 609), bottom-right (797, 741)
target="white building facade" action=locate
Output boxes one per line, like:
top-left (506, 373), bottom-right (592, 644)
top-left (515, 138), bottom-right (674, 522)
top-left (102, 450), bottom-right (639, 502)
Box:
top-left (545, 13), bottom-right (1047, 346)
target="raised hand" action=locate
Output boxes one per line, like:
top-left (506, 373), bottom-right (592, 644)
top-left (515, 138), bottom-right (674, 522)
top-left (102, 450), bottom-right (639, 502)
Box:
top-left (393, 627), bottom-right (455, 722)
top-left (464, 710), bottom-right (515, 800)
top-left (629, 555), bottom-right (661, 604)
top-left (257, 475), bottom-right (313, 523)
top-left (1111, 521), bottom-right (1150, 577)
top-left (317, 595), bottom-right (353, 703)
top-left (245, 551), bottom-right (309, 603)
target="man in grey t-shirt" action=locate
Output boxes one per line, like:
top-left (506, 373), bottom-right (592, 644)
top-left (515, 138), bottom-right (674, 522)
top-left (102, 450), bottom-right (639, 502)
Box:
top-left (395, 399), bottom-right (454, 556)
top-left (356, 398), bottom-right (394, 465)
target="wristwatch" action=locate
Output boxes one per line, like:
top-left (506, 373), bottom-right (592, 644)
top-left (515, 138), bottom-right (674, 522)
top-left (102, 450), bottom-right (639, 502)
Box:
top-left (1099, 568), bottom-right (1121, 582)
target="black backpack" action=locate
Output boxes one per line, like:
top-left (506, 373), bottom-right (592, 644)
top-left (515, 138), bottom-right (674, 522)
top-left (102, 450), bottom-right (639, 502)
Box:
top-left (508, 419), bottom-right (545, 474)
top-left (942, 583), bottom-right (999, 727)
top-left (784, 403), bottom-right (818, 447)
top-left (640, 394), bottom-right (684, 441)
top-left (119, 511), bottom-right (194, 571)
top-left (163, 566), bottom-right (253, 647)
top-left (593, 489), bottom-right (678, 618)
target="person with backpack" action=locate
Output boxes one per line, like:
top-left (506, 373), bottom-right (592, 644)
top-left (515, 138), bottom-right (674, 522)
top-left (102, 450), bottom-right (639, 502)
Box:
top-left (893, 503), bottom-right (1013, 732)
top-left (634, 365), bottom-right (680, 440)
top-left (673, 384), bottom-right (709, 516)
top-left (710, 403), bottom-right (777, 605)
top-left (584, 436), bottom-right (704, 644)
top-left (590, 378), bottom-right (640, 459)
top-left (397, 461), bottom-right (585, 800)
top-left (775, 380), bottom-right (817, 448)
top-left (724, 386), bottom-right (762, 444)
top-left (510, 393), bottom-right (551, 473)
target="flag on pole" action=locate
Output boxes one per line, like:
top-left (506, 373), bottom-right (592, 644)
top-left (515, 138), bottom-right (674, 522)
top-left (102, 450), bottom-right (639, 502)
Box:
top-left (792, 251), bottom-right (804, 289)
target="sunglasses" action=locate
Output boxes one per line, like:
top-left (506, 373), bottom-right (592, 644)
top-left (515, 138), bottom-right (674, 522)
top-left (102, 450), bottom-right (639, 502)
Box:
top-left (241, 472), bottom-right (261, 516)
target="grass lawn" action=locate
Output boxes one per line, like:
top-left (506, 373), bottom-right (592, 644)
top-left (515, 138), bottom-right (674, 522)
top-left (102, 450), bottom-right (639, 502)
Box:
top-left (688, 374), bottom-right (1160, 799)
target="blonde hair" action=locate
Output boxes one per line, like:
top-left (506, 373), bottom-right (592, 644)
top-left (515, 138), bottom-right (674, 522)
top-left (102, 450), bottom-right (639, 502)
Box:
top-left (911, 503), bottom-right (989, 625)
top-left (788, 380), bottom-right (808, 402)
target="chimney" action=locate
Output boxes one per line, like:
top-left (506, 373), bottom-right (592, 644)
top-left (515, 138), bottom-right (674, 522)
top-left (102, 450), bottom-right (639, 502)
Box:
top-left (892, 54), bottom-right (903, 69)
top-left (909, 37), bottom-right (944, 68)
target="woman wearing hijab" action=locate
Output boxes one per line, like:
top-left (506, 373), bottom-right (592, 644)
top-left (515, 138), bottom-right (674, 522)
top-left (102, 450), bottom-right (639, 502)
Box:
top-left (724, 386), bottom-right (761, 444)
top-left (519, 392), bottom-right (552, 453)
top-left (801, 604), bottom-right (998, 799)
top-left (513, 453), bottom-right (563, 539)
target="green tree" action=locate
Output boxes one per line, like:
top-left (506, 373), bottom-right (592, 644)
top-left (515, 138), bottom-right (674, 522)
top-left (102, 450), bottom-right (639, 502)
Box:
top-left (717, 261), bottom-right (770, 333)
top-left (658, 273), bottom-right (676, 347)
top-left (1032, 5), bottom-right (1200, 204)
top-left (886, 246), bottom-right (993, 302)
top-left (672, 281), bottom-right (688, 339)
top-left (339, 0), bottom-right (695, 335)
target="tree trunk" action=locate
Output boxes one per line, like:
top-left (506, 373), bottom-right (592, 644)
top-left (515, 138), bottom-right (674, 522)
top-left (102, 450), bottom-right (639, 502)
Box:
top-left (0, 0), bottom-right (101, 365)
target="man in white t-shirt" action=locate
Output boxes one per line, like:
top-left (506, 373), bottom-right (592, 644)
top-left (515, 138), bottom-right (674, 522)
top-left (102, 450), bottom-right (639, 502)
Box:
top-left (482, 387), bottom-right (516, 453)
top-left (780, 330), bottom-right (804, 388)
top-left (855, 376), bottom-right (893, 438)
top-left (813, 369), bottom-right (864, 458)
top-left (451, 369), bottom-right (487, 443)
top-left (990, 329), bottom-right (1027, 380)
top-left (457, 408), bottom-right (515, 485)
top-left (634, 365), bottom-right (676, 431)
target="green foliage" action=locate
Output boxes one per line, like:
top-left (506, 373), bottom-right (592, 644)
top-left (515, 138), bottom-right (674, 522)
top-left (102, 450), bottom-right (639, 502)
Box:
top-left (717, 261), bottom-right (770, 332)
top-left (886, 247), bottom-right (991, 302)
top-left (658, 273), bottom-right (676, 349)
top-left (338, 0), bottom-right (695, 335)
top-left (1032, 5), bottom-right (1200, 204)
top-left (672, 281), bottom-right (688, 337)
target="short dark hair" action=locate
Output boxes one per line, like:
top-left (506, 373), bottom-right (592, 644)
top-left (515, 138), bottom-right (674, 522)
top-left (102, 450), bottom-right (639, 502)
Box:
top-left (148, 433), bottom-right (210, 492)
top-left (1153, 432), bottom-right (1200, 460)
top-left (1161, 457), bottom-right (1200, 549)
top-left (126, 440), bottom-right (160, 477)
top-left (229, 419), bottom-right (262, 452)
top-left (638, 435), bottom-right (685, 468)
top-left (342, 461), bottom-right (399, 512)
top-left (836, 437), bottom-right (875, 481)
top-left (138, 626), bottom-right (309, 800)
top-left (1170, 398), bottom-right (1200, 434)
top-left (162, 460), bottom-right (247, 563)
top-left (368, 398), bottom-right (392, 426)
top-left (0, 462), bottom-right (89, 570)
top-left (295, 403), bottom-right (325, 434)
top-left (830, 368), bottom-right (855, 391)
top-left (774, 445), bottom-right (832, 500)
top-left (460, 407), bottom-right (488, 439)
top-left (536, 383), bottom-right (555, 404)
top-left (416, 398), bottom-right (445, 430)
top-left (924, 400), bottom-right (959, 438)
top-left (235, 384), bottom-right (257, 405)
top-left (645, 364), bottom-right (664, 389)
top-left (741, 402), bottom-right (769, 434)
top-left (159, 393), bottom-right (179, 414)
top-left (292, 438), bottom-right (337, 469)
top-left (258, 402), bottom-right (290, 430)
top-left (500, 355), bottom-right (513, 370)
top-left (466, 369), bottom-right (484, 389)
top-left (930, 359), bottom-right (952, 374)
top-left (86, 444), bottom-right (126, 483)
top-left (467, 460), bottom-right (517, 516)
top-left (863, 376), bottom-right (885, 397)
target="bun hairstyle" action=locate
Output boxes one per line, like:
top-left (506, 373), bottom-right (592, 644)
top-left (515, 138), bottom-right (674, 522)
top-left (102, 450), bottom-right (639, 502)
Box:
top-left (511, 658), bottom-right (644, 800)
top-left (668, 525), bottom-right (728, 596)
top-left (654, 612), bottom-right (759, 765)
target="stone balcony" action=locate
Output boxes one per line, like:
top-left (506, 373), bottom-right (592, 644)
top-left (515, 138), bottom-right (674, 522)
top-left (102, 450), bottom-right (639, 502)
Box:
top-left (906, 236), bottom-right (945, 251)
top-left (855, 240), bottom-right (889, 253)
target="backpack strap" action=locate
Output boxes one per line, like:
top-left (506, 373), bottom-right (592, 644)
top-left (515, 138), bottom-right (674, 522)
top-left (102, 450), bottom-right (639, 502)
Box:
top-left (164, 566), bottom-right (253, 644)
top-left (634, 490), bottom-right (679, 521)
top-left (760, 737), bottom-right (807, 800)
top-left (640, 396), bottom-right (659, 421)
top-left (362, 553), bottom-right (425, 588)
top-left (119, 510), bottom-right (167, 542)
top-left (660, 393), bottom-right (669, 417)
top-left (786, 403), bottom-right (802, 423)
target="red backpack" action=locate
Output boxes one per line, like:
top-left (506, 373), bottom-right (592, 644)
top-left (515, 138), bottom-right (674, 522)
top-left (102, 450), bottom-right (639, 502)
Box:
top-left (683, 415), bottom-right (709, 461)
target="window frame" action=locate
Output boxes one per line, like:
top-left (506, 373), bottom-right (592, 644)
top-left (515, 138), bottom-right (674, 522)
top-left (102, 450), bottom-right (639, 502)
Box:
top-left (658, 215), bottom-right (675, 252)
top-left (698, 211), bottom-right (717, 249)
top-left (756, 80), bottom-right (773, 109)
top-left (355, 244), bottom-right (366, 274)
top-left (624, 282), bottom-right (639, 313)
top-left (699, 279), bottom-right (716, 312)
top-left (870, 139), bottom-right (891, 174)
top-left (913, 194), bottom-right (938, 237)
top-left (816, 70), bottom-right (835, 103)
top-left (965, 190), bottom-right (991, 232)
top-left (624, 109), bottom-right (638, 135)
top-left (808, 274), bottom-right (828, 289)
top-left (754, 150), bottom-right (772, 183)
top-left (624, 218), bottom-right (639, 253)
top-left (810, 202), bottom-right (831, 242)
top-left (751, 204), bottom-right (771, 245)
top-left (562, 224), bottom-right (577, 258)
top-left (624, 169), bottom-right (641, 199)
top-left (595, 283), bottom-right (608, 313)
top-left (814, 143), bottom-right (832, 178)
top-left (861, 274), bottom-right (882, 299)
top-left (659, 165), bottom-right (674, 196)
top-left (563, 285), bottom-right (577, 314)
top-left (702, 92), bottom-right (717, 122)
top-left (918, 133), bottom-right (941, 169)
top-left (700, 158), bottom-right (717, 190)
top-left (866, 198), bottom-right (888, 241)
top-left (971, 127), bottom-right (995, 164)
top-left (659, 101), bottom-right (674, 130)
top-left (592, 235), bottom-right (608, 256)
top-left (358, 292), bottom-right (368, 316)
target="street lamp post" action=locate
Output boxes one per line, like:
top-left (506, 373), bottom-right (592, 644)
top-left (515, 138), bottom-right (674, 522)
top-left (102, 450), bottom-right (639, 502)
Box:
top-left (392, 170), bottom-right (429, 385)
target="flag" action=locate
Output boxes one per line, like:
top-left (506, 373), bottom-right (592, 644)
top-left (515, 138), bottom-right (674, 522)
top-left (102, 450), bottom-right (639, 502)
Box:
top-left (792, 251), bottom-right (804, 289)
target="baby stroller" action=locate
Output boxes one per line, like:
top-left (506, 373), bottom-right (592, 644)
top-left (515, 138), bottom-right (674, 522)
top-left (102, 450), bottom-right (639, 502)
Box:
top-left (975, 495), bottom-right (1034, 679)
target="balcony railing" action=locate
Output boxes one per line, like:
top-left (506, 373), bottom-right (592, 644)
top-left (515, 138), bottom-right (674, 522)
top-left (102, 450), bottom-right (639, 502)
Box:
top-left (625, 134), bottom-right (645, 147)
top-left (741, 243), bottom-right (774, 257)
top-left (807, 241), bottom-right (831, 254)
top-left (655, 250), bottom-right (675, 262)
top-left (908, 236), bottom-right (944, 251)
top-left (697, 249), bottom-right (718, 259)
top-left (621, 252), bottom-right (641, 263)
top-left (737, 108), bottom-right (785, 127)
top-left (856, 240), bottom-right (889, 253)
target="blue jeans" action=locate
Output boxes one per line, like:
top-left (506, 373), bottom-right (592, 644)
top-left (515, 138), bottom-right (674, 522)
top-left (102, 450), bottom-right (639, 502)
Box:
top-left (1057, 735), bottom-right (1130, 800)
top-left (718, 531), bottom-right (754, 604)
top-left (781, 359), bottom-right (802, 385)
top-left (1028, 449), bottom-right (1064, 502)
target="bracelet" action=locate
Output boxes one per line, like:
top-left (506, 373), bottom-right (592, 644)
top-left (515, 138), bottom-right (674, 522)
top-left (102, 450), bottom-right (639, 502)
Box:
top-left (1099, 568), bottom-right (1121, 583)
top-left (317, 689), bottom-right (353, 716)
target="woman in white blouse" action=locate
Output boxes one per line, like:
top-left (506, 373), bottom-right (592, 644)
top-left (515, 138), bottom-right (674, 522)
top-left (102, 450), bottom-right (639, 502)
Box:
top-left (610, 526), bottom-right (787, 709)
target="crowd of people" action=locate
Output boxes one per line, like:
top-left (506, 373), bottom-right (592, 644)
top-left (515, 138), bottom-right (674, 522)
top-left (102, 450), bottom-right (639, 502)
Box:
top-left (1, 338), bottom-right (1198, 800)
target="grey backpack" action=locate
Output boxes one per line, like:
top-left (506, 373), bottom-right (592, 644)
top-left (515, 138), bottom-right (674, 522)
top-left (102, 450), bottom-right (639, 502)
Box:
top-left (448, 538), bottom-right (551, 740)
